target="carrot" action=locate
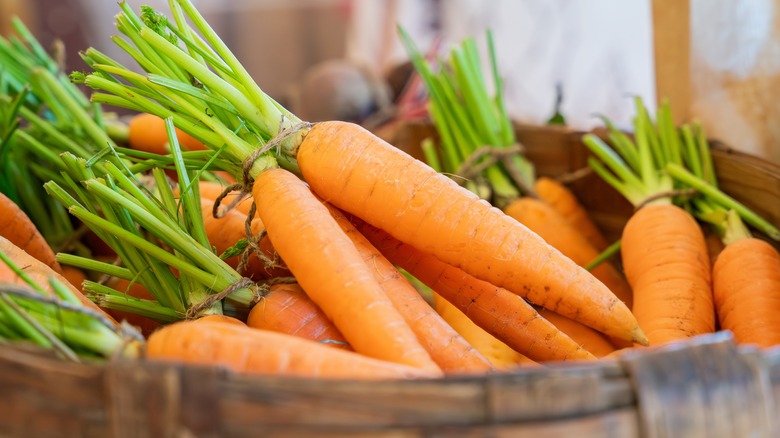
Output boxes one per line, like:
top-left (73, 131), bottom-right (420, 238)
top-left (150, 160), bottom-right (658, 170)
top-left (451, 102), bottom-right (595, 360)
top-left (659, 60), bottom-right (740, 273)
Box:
top-left (584, 100), bottom-right (717, 346)
top-left (355, 220), bottom-right (597, 362)
top-left (0, 236), bottom-right (115, 322)
top-left (61, 266), bottom-right (87, 293)
top-left (621, 203), bottom-right (714, 344)
top-left (0, 191), bottom-right (62, 274)
top-left (200, 197), bottom-right (289, 280)
top-left (146, 318), bottom-right (438, 380)
top-left (103, 277), bottom-right (161, 337)
top-left (432, 293), bottom-right (540, 369)
top-left (327, 204), bottom-right (494, 373)
top-left (666, 155), bottom-right (780, 348)
top-left (253, 167), bottom-right (442, 374)
top-left (503, 197), bottom-right (632, 308)
top-left (197, 314), bottom-right (246, 326)
top-left (128, 112), bottom-right (206, 154)
top-left (534, 176), bottom-right (610, 251)
top-left (297, 121), bottom-right (645, 345)
top-left (712, 237), bottom-right (780, 347)
top-left (247, 283), bottom-right (351, 350)
top-left (197, 180), bottom-right (254, 217)
top-left (535, 308), bottom-right (616, 358)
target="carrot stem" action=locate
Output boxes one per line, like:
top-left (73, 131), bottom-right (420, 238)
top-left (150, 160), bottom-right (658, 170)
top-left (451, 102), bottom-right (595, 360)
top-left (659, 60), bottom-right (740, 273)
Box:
top-left (665, 163), bottom-right (780, 240)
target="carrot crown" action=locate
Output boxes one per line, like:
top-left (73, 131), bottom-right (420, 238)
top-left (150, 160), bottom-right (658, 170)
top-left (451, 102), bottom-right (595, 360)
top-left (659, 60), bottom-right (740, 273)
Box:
top-left (0, 245), bottom-right (143, 360)
top-left (584, 97), bottom-right (677, 208)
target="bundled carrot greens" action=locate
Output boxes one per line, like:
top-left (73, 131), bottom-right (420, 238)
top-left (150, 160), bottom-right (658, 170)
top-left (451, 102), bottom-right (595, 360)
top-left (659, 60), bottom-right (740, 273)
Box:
top-left (0, 239), bottom-right (142, 361)
top-left (44, 118), bottom-right (257, 321)
top-left (75, 1), bottom-right (303, 182)
top-left (398, 27), bottom-right (534, 208)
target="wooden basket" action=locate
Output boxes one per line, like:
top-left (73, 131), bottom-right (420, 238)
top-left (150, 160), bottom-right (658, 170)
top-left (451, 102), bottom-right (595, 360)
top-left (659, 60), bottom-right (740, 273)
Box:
top-left (3, 122), bottom-right (780, 438)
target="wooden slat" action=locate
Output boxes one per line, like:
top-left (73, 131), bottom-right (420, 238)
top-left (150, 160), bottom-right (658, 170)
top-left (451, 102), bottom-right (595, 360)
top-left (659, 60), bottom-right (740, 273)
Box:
top-left (652, 0), bottom-right (691, 123)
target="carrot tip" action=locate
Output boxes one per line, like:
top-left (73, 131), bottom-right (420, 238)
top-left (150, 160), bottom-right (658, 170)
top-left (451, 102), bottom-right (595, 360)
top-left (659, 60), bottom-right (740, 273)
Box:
top-left (632, 327), bottom-right (649, 346)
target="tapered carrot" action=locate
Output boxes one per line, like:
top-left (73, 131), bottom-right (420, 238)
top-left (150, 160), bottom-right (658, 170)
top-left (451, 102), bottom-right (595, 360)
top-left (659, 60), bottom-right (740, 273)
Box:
top-left (712, 237), bottom-right (780, 347)
top-left (432, 293), bottom-right (540, 369)
top-left (128, 112), bottom-right (206, 154)
top-left (297, 121), bottom-right (645, 345)
top-left (621, 204), bottom-right (714, 344)
top-left (327, 204), bottom-right (494, 373)
top-left (146, 318), bottom-right (439, 379)
top-left (534, 176), bottom-right (610, 251)
top-left (503, 197), bottom-right (632, 308)
top-left (247, 283), bottom-right (351, 350)
top-left (0, 191), bottom-right (62, 274)
top-left (355, 220), bottom-right (597, 362)
top-left (536, 308), bottom-right (616, 357)
top-left (253, 168), bottom-right (442, 374)
top-left (200, 197), bottom-right (289, 280)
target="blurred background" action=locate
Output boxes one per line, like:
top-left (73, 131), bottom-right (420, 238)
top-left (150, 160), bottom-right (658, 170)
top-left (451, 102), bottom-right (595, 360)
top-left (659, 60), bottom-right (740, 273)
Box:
top-left (1, 0), bottom-right (778, 164)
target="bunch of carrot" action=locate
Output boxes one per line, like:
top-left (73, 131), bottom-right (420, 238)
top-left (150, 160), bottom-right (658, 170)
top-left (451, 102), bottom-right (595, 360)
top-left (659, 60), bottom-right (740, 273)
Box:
top-left (22, 0), bottom-right (655, 380)
top-left (585, 97), bottom-right (780, 348)
top-left (7, 0), bottom-right (780, 386)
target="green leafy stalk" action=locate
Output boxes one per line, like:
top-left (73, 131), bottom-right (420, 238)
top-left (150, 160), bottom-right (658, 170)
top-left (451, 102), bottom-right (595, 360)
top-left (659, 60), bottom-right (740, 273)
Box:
top-left (584, 98), bottom-right (674, 209)
top-left (399, 26), bottom-right (533, 208)
top-left (0, 247), bottom-right (141, 360)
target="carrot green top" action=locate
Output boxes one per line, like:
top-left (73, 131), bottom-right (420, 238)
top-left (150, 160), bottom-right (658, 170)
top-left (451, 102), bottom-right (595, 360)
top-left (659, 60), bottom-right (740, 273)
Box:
top-left (398, 26), bottom-right (535, 209)
top-left (586, 97), bottom-right (780, 243)
top-left (75, 0), bottom-right (308, 182)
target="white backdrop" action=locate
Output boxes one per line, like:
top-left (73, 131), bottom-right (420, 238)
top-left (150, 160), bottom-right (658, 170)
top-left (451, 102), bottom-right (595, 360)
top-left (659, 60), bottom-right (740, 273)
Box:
top-left (347, 0), bottom-right (656, 131)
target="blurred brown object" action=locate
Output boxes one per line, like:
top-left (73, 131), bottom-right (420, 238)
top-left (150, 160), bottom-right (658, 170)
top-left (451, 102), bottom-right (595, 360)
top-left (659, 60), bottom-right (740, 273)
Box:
top-left (1, 0), bottom-right (91, 74)
top-left (0, 0), bottom-right (33, 34)
top-left (288, 59), bottom-right (393, 126)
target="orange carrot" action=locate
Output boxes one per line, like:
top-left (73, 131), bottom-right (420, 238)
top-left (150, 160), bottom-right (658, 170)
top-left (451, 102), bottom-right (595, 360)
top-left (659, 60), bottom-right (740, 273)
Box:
top-left (534, 176), bottom-right (610, 251)
top-left (296, 121), bottom-right (645, 345)
top-left (103, 278), bottom-right (161, 337)
top-left (198, 180), bottom-right (254, 217)
top-left (61, 266), bottom-right (87, 293)
top-left (432, 293), bottom-right (540, 369)
top-left (503, 197), bottom-right (632, 308)
top-left (247, 283), bottom-right (351, 350)
top-left (355, 220), bottom-right (596, 362)
top-left (712, 237), bottom-right (780, 347)
top-left (128, 112), bottom-right (206, 154)
top-left (0, 236), bottom-right (115, 322)
top-left (253, 167), bottom-right (442, 374)
top-left (621, 204), bottom-right (715, 345)
top-left (200, 197), bottom-right (289, 280)
top-left (146, 318), bottom-right (439, 380)
top-left (197, 314), bottom-right (246, 326)
top-left (327, 204), bottom-right (494, 373)
top-left (536, 308), bottom-right (616, 358)
top-left (0, 192), bottom-right (62, 274)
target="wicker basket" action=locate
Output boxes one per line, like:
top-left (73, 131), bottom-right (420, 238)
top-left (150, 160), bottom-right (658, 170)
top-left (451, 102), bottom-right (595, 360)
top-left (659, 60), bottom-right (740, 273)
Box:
top-left (3, 122), bottom-right (780, 438)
